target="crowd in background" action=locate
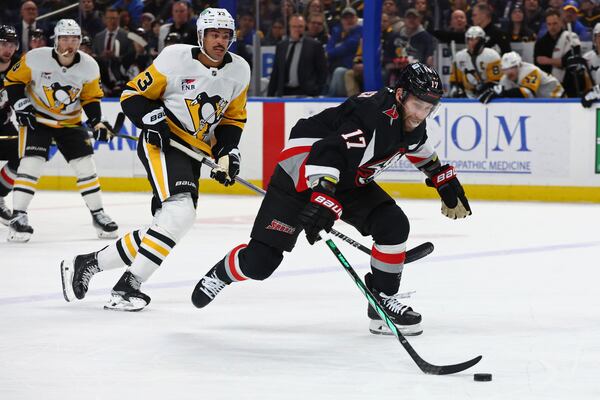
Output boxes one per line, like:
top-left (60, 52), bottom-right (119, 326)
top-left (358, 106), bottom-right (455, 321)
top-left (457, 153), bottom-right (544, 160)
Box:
top-left (1, 0), bottom-right (599, 98)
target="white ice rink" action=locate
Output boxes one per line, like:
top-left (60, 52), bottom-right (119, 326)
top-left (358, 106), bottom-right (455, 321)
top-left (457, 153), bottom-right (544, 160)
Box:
top-left (1, 191), bottom-right (599, 400)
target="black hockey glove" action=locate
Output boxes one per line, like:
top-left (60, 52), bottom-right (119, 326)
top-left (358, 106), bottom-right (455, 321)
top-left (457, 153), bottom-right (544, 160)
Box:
top-left (13, 98), bottom-right (36, 130)
top-left (582, 85), bottom-right (600, 108)
top-left (448, 84), bottom-right (466, 98)
top-left (298, 177), bottom-right (342, 245)
top-left (211, 147), bottom-right (240, 187)
top-left (141, 107), bottom-right (170, 150)
top-left (87, 117), bottom-right (114, 142)
top-left (426, 164), bottom-right (472, 219)
top-left (478, 84), bottom-right (504, 104)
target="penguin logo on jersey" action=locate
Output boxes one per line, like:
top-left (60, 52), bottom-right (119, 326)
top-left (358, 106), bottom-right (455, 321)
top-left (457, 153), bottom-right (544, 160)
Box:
top-left (184, 92), bottom-right (228, 138)
top-left (42, 83), bottom-right (80, 112)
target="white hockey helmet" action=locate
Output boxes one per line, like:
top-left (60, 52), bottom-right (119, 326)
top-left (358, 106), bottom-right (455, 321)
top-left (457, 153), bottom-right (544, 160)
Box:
top-left (465, 26), bottom-right (485, 41)
top-left (196, 8), bottom-right (236, 61)
top-left (54, 19), bottom-right (81, 51)
top-left (501, 51), bottom-right (522, 70)
top-left (594, 22), bottom-right (600, 37)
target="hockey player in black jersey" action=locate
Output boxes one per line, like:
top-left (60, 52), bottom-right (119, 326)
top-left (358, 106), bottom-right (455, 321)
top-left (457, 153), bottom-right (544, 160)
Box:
top-left (0, 25), bottom-right (20, 225)
top-left (192, 63), bottom-right (472, 336)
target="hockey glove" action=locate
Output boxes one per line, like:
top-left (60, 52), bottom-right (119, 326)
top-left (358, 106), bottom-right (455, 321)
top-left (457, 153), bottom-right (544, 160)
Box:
top-left (581, 85), bottom-right (600, 108)
top-left (210, 147), bottom-right (241, 187)
top-left (141, 107), bottom-right (170, 150)
top-left (448, 84), bottom-right (466, 98)
top-left (426, 164), bottom-right (472, 219)
top-left (13, 98), bottom-right (36, 130)
top-left (477, 84), bottom-right (504, 104)
top-left (298, 177), bottom-right (342, 245)
top-left (88, 117), bottom-right (114, 142)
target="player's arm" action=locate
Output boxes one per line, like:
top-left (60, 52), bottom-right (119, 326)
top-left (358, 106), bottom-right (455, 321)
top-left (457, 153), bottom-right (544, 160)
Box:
top-left (120, 63), bottom-right (170, 149)
top-left (4, 55), bottom-right (36, 130)
top-left (209, 85), bottom-right (249, 187)
top-left (80, 74), bottom-right (112, 141)
top-left (407, 136), bottom-right (472, 219)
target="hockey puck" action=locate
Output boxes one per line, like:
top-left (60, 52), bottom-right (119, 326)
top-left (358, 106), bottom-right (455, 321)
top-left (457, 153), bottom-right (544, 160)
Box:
top-left (474, 373), bottom-right (492, 382)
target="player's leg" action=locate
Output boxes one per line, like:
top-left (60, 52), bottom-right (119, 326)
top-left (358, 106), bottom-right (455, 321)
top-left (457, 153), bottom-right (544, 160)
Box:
top-left (0, 123), bottom-right (19, 224)
top-left (56, 127), bottom-right (118, 238)
top-left (191, 166), bottom-right (307, 308)
top-left (339, 183), bottom-right (422, 336)
top-left (7, 125), bottom-right (51, 242)
top-left (104, 139), bottom-right (199, 311)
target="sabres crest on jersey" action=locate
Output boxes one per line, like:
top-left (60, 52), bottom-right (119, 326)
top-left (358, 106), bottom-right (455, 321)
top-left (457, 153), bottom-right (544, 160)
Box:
top-left (184, 92), bottom-right (229, 139)
top-left (43, 83), bottom-right (80, 112)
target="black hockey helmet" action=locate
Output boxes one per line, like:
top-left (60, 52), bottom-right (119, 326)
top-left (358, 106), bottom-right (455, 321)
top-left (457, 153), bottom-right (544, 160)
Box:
top-left (395, 62), bottom-right (443, 106)
top-left (165, 32), bottom-right (181, 45)
top-left (0, 25), bottom-right (19, 49)
top-left (81, 35), bottom-right (92, 47)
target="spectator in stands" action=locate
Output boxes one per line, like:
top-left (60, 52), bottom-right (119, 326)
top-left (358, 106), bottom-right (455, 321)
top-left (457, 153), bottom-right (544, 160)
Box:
top-left (268, 14), bottom-right (327, 97)
top-left (157, 1), bottom-right (197, 51)
top-left (140, 13), bottom-right (155, 33)
top-left (472, 2), bottom-right (511, 54)
top-left (396, 8), bottom-right (435, 66)
top-left (111, 0), bottom-right (144, 26)
top-left (119, 9), bottom-right (135, 32)
top-left (415, 0), bottom-right (435, 32)
top-left (580, 0), bottom-right (600, 30)
top-left (28, 28), bottom-right (47, 50)
top-left (443, 0), bottom-right (472, 27)
top-left (281, 0), bottom-right (299, 27)
top-left (322, 0), bottom-right (344, 32)
top-left (262, 19), bottom-right (285, 46)
top-left (306, 11), bottom-right (329, 46)
top-left (524, 0), bottom-right (545, 34)
top-left (80, 35), bottom-right (93, 56)
top-left (16, 1), bottom-right (47, 54)
top-left (80, 0), bottom-right (104, 38)
top-left (581, 23), bottom-right (600, 107)
top-left (304, 0), bottom-right (324, 20)
top-left (382, 0), bottom-right (404, 33)
top-left (433, 9), bottom-right (469, 43)
top-left (326, 7), bottom-right (362, 97)
top-left (560, 0), bottom-right (592, 40)
top-left (509, 3), bottom-right (536, 42)
top-left (535, 8), bottom-right (586, 97)
top-left (93, 7), bottom-right (134, 96)
top-left (478, 51), bottom-right (564, 102)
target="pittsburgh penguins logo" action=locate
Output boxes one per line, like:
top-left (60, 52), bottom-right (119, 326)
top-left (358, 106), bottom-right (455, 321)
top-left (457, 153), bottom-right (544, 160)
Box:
top-left (184, 92), bottom-right (228, 138)
top-left (43, 82), bottom-right (80, 112)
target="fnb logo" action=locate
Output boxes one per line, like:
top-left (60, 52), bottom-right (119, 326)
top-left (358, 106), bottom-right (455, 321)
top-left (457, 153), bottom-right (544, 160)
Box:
top-left (181, 79), bottom-right (196, 91)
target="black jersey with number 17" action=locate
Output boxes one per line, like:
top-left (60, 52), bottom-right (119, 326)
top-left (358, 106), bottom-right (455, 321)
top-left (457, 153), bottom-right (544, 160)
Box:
top-left (277, 87), bottom-right (439, 192)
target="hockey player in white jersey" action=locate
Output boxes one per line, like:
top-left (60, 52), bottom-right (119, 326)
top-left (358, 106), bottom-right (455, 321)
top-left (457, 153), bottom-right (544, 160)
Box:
top-left (581, 23), bottom-right (600, 108)
top-left (3, 19), bottom-right (118, 242)
top-left (448, 26), bottom-right (502, 98)
top-left (60, 8), bottom-right (251, 311)
top-left (478, 51), bottom-right (565, 103)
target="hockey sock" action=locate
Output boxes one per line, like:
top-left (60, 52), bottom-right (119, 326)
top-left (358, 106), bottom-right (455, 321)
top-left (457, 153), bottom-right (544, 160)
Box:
top-left (370, 242), bottom-right (406, 295)
top-left (0, 162), bottom-right (17, 197)
top-left (69, 156), bottom-right (103, 212)
top-left (214, 244), bottom-right (248, 283)
top-left (214, 240), bottom-right (283, 282)
top-left (12, 156), bottom-right (45, 212)
top-left (97, 229), bottom-right (145, 270)
top-left (128, 193), bottom-right (195, 282)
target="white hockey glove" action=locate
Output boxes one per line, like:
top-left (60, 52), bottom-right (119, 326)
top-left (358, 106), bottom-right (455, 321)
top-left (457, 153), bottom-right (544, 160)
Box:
top-left (141, 107), bottom-right (170, 150)
top-left (581, 85), bottom-right (600, 108)
top-left (211, 147), bottom-right (240, 187)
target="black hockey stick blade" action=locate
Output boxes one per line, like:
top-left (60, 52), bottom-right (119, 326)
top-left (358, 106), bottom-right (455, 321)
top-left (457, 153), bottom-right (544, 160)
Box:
top-left (321, 231), bottom-right (482, 375)
top-left (406, 241), bottom-right (434, 264)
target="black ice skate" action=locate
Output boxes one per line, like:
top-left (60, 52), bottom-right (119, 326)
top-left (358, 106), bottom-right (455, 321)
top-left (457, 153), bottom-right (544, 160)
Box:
top-left (91, 209), bottom-right (118, 239)
top-left (365, 273), bottom-right (423, 336)
top-left (7, 211), bottom-right (34, 242)
top-left (104, 271), bottom-right (151, 312)
top-left (60, 251), bottom-right (102, 302)
top-left (191, 266), bottom-right (229, 308)
top-left (0, 196), bottom-right (11, 226)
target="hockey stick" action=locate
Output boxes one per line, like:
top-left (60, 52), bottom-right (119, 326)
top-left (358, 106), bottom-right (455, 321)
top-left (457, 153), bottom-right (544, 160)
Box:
top-left (319, 230), bottom-right (482, 375)
top-left (36, 112), bottom-right (126, 137)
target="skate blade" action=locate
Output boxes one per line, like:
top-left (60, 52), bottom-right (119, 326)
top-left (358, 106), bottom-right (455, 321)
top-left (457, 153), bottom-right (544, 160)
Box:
top-left (96, 229), bottom-right (118, 239)
top-left (104, 294), bottom-right (148, 312)
top-left (60, 259), bottom-right (76, 302)
top-left (369, 320), bottom-right (423, 336)
top-left (0, 217), bottom-right (9, 226)
top-left (7, 231), bottom-right (32, 242)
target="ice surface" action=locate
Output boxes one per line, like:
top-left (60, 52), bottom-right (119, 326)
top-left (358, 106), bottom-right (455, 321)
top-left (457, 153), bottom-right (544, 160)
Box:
top-left (1, 191), bottom-right (599, 399)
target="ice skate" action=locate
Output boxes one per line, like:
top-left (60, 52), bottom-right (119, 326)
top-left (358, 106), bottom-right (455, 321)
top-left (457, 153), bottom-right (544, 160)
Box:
top-left (0, 196), bottom-right (11, 226)
top-left (7, 211), bottom-right (33, 242)
top-left (91, 209), bottom-right (118, 239)
top-left (365, 273), bottom-right (423, 336)
top-left (104, 271), bottom-right (151, 311)
top-left (60, 251), bottom-right (102, 301)
top-left (191, 266), bottom-right (229, 308)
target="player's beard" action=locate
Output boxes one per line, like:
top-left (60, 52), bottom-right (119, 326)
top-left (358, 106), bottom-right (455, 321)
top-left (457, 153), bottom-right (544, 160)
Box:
top-left (403, 116), bottom-right (423, 132)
